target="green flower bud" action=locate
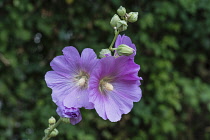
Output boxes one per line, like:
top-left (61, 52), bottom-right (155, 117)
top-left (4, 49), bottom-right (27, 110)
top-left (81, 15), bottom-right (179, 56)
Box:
top-left (44, 128), bottom-right (50, 134)
top-left (116, 44), bottom-right (134, 56)
top-left (117, 6), bottom-right (126, 16)
top-left (99, 49), bottom-right (112, 58)
top-left (48, 116), bottom-right (56, 125)
top-left (61, 117), bottom-right (70, 123)
top-left (116, 20), bottom-right (128, 32)
top-left (127, 12), bottom-right (138, 23)
top-left (110, 14), bottom-right (121, 28)
top-left (49, 129), bottom-right (59, 137)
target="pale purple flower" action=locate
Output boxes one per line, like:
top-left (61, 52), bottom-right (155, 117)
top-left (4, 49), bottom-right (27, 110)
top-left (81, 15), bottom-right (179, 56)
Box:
top-left (56, 104), bottom-right (82, 125)
top-left (115, 35), bottom-right (136, 58)
top-left (89, 56), bottom-right (142, 122)
top-left (45, 46), bottom-right (98, 110)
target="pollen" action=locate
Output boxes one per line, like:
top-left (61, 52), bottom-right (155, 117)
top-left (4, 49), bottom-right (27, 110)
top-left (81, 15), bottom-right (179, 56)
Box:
top-left (103, 82), bottom-right (114, 91)
top-left (99, 77), bottom-right (114, 94)
top-left (78, 76), bottom-right (86, 87)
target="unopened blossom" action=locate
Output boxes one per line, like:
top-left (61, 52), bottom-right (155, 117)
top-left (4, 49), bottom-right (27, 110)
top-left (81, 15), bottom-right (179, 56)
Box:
top-left (99, 49), bottom-right (112, 58)
top-left (115, 35), bottom-right (136, 58)
top-left (89, 56), bottom-right (142, 122)
top-left (56, 103), bottom-right (82, 125)
top-left (45, 46), bottom-right (98, 110)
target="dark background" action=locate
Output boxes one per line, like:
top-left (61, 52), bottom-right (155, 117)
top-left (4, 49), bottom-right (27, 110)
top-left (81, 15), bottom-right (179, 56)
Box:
top-left (0, 0), bottom-right (210, 140)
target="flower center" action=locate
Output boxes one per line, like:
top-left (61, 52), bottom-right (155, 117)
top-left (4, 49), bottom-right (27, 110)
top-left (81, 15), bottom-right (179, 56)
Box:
top-left (99, 77), bottom-right (114, 94)
top-left (75, 71), bottom-right (89, 88)
top-left (78, 76), bottom-right (86, 87)
top-left (103, 82), bottom-right (114, 91)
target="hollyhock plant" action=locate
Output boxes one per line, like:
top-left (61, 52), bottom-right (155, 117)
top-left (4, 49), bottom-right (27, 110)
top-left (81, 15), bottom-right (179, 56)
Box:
top-left (56, 105), bottom-right (82, 125)
top-left (89, 56), bottom-right (142, 122)
top-left (42, 6), bottom-right (141, 140)
top-left (115, 35), bottom-right (136, 58)
top-left (45, 46), bottom-right (98, 110)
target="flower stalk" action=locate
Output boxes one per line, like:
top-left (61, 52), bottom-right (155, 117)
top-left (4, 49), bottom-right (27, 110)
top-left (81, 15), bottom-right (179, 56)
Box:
top-left (109, 29), bottom-right (119, 51)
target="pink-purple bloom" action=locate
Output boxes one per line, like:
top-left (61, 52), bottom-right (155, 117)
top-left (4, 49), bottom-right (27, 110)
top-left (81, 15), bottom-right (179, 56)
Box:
top-left (115, 35), bottom-right (136, 58)
top-left (45, 46), bottom-right (98, 123)
top-left (89, 56), bottom-right (142, 122)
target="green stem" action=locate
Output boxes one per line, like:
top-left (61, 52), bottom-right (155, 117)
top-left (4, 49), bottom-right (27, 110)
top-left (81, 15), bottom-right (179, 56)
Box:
top-left (42, 118), bottom-right (62, 140)
top-left (109, 30), bottom-right (119, 51)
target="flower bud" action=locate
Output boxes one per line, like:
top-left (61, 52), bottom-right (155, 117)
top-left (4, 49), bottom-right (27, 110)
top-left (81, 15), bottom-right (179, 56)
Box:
top-left (110, 14), bottom-right (121, 28)
top-left (44, 128), bottom-right (50, 134)
top-left (57, 107), bottom-right (82, 125)
top-left (117, 6), bottom-right (126, 16)
top-left (99, 49), bottom-right (112, 58)
top-left (127, 12), bottom-right (138, 23)
top-left (61, 117), bottom-right (70, 123)
top-left (116, 20), bottom-right (128, 32)
top-left (49, 129), bottom-right (59, 137)
top-left (116, 44), bottom-right (134, 56)
top-left (48, 116), bottom-right (56, 125)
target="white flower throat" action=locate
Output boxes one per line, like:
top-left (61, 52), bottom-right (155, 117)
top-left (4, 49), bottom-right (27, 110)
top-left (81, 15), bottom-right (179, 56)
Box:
top-left (103, 82), bottom-right (114, 91)
top-left (78, 76), bottom-right (87, 87)
top-left (99, 77), bottom-right (114, 94)
top-left (75, 71), bottom-right (89, 88)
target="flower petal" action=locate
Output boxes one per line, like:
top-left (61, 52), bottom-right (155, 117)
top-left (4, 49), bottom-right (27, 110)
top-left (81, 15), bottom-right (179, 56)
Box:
top-left (50, 55), bottom-right (70, 74)
top-left (109, 90), bottom-right (133, 114)
top-left (115, 35), bottom-right (122, 48)
top-left (45, 71), bottom-right (74, 90)
top-left (56, 105), bottom-right (65, 117)
top-left (98, 56), bottom-right (140, 81)
top-left (62, 46), bottom-right (80, 61)
top-left (113, 56), bottom-right (140, 80)
top-left (70, 113), bottom-right (82, 125)
top-left (50, 55), bottom-right (77, 76)
top-left (45, 71), bottom-right (76, 106)
top-left (89, 89), bottom-right (108, 120)
top-left (112, 81), bottom-right (142, 102)
top-left (96, 56), bottom-right (116, 78)
top-left (80, 48), bottom-right (98, 73)
top-left (63, 88), bottom-right (94, 109)
top-left (104, 95), bottom-right (122, 122)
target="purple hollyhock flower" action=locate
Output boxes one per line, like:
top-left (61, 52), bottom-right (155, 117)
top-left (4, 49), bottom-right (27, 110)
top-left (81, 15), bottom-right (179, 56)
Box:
top-left (89, 56), bottom-right (142, 122)
top-left (45, 46), bottom-right (98, 110)
top-left (57, 104), bottom-right (82, 125)
top-left (115, 35), bottom-right (136, 58)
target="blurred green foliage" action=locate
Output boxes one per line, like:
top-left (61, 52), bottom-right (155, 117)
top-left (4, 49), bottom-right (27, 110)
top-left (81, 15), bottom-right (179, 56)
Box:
top-left (0, 0), bottom-right (210, 140)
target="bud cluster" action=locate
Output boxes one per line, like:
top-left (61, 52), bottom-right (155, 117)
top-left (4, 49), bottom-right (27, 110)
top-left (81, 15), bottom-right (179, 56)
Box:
top-left (110, 6), bottom-right (138, 32)
top-left (43, 116), bottom-right (59, 139)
